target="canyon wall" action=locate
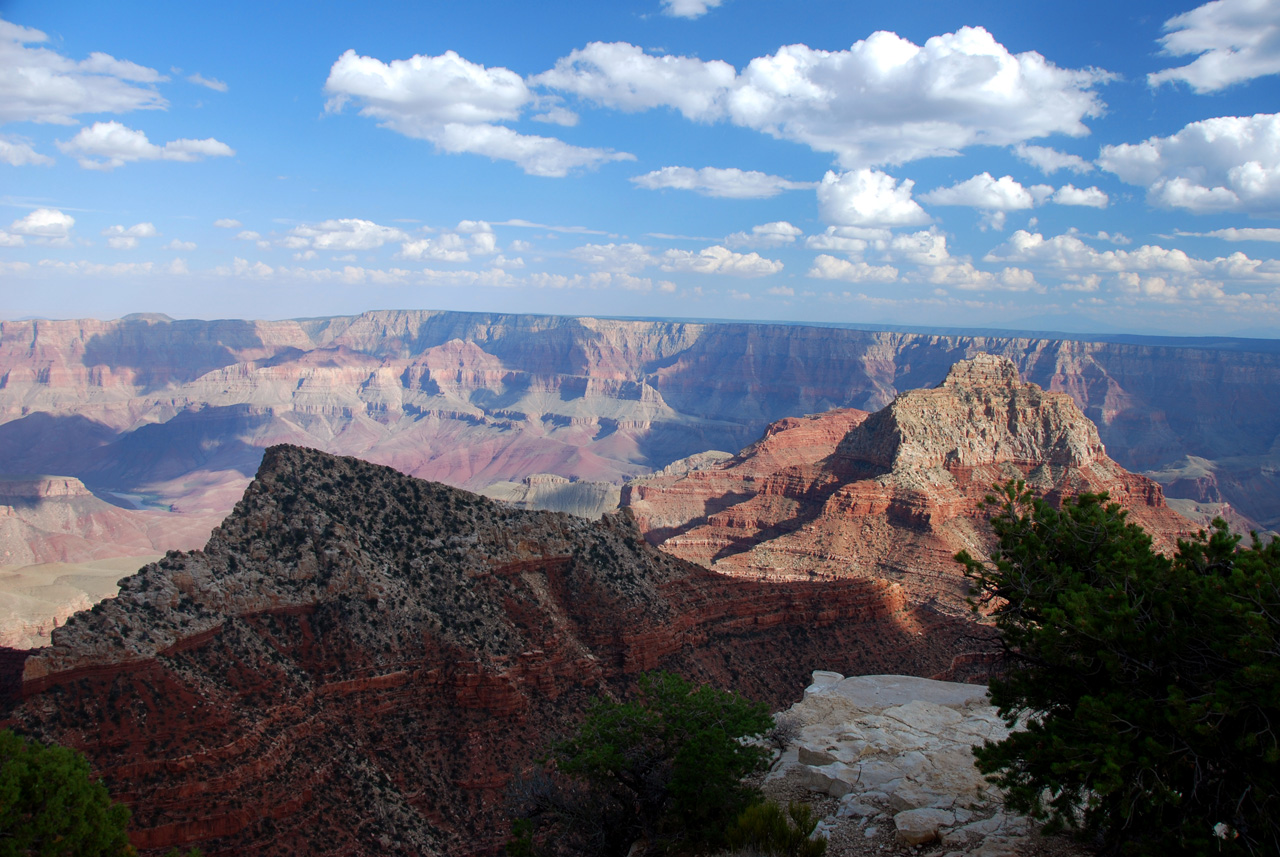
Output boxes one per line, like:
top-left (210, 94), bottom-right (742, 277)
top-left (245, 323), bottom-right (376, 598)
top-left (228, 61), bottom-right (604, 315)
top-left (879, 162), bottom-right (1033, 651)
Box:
top-left (2, 311), bottom-right (1277, 568)
top-left (2, 445), bottom-right (987, 856)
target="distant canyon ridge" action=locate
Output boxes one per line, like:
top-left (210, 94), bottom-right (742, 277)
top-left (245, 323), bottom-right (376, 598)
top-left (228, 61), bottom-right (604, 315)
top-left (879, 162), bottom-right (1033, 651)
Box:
top-left (2, 309), bottom-right (1278, 578)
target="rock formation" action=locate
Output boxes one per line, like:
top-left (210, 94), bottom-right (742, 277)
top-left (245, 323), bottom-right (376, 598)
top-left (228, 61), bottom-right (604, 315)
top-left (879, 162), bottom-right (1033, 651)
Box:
top-left (2, 445), bottom-right (989, 857)
top-left (769, 672), bottom-right (1055, 855)
top-left (624, 355), bottom-right (1194, 608)
top-left (1, 311), bottom-right (1277, 573)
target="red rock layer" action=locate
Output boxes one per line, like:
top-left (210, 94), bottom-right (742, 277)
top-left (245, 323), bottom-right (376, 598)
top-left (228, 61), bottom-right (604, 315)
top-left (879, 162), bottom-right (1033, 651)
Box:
top-left (625, 355), bottom-right (1195, 610)
top-left (2, 445), bottom-right (988, 857)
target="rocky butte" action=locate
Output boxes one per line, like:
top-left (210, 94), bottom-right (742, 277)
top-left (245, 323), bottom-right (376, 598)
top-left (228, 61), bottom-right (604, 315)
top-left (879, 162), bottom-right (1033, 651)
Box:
top-left (624, 354), bottom-right (1194, 609)
top-left (2, 445), bottom-right (988, 856)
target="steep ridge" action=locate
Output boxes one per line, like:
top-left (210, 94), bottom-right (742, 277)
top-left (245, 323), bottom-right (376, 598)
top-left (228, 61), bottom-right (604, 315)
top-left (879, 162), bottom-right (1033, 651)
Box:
top-left (3, 445), bottom-right (986, 857)
top-left (624, 355), bottom-right (1194, 608)
top-left (2, 310), bottom-right (1278, 552)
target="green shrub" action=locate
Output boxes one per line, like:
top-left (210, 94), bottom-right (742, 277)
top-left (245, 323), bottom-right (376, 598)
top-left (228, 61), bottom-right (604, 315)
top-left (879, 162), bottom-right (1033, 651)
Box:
top-left (725, 800), bottom-right (827, 857)
top-left (957, 482), bottom-right (1280, 856)
top-left (0, 729), bottom-right (134, 857)
top-left (511, 671), bottom-right (773, 856)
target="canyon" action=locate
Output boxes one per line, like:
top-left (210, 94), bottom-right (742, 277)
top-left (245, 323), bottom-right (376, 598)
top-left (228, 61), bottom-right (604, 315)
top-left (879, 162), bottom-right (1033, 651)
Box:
top-left (0, 350), bottom-right (1225, 855)
top-left (7, 309), bottom-right (1273, 644)
top-left (2, 311), bottom-right (1278, 548)
top-left (2, 444), bottom-right (988, 856)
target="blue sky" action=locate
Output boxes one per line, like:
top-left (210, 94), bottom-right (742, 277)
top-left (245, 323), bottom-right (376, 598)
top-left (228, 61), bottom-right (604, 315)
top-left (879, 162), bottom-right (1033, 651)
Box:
top-left (3, 0), bottom-right (1280, 336)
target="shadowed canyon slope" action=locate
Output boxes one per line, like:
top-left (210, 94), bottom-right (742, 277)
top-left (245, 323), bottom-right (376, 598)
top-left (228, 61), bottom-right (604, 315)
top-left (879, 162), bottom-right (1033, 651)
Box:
top-left (624, 355), bottom-right (1194, 608)
top-left (3, 445), bottom-right (986, 856)
top-left (3, 310), bottom-right (1279, 569)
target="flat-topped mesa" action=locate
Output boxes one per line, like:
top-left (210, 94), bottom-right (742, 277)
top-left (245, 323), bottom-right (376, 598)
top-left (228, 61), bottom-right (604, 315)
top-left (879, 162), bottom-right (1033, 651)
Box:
top-left (0, 475), bottom-right (95, 501)
top-left (838, 354), bottom-right (1107, 473)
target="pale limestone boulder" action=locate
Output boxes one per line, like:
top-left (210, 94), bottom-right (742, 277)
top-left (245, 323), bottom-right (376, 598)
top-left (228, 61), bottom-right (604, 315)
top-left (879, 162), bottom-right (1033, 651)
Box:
top-left (895, 807), bottom-right (955, 845)
top-left (773, 673), bottom-right (1042, 856)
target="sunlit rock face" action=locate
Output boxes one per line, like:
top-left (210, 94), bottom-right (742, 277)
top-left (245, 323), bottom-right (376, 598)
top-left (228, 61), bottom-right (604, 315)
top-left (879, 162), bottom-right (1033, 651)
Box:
top-left (2, 445), bottom-right (988, 857)
top-left (625, 355), bottom-right (1194, 608)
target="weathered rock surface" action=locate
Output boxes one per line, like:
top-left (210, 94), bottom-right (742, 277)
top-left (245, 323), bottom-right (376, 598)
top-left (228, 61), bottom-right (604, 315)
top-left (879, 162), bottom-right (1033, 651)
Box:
top-left (2, 445), bottom-right (990, 857)
top-left (771, 672), bottom-right (1042, 855)
top-left (479, 473), bottom-right (620, 519)
top-left (3, 310), bottom-right (1279, 565)
top-left (625, 355), bottom-right (1194, 608)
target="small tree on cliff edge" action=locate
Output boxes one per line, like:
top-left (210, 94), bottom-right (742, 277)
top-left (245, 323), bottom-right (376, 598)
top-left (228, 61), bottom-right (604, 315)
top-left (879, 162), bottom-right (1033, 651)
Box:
top-left (509, 671), bottom-right (773, 856)
top-left (956, 482), bottom-right (1280, 856)
top-left (0, 729), bottom-right (134, 857)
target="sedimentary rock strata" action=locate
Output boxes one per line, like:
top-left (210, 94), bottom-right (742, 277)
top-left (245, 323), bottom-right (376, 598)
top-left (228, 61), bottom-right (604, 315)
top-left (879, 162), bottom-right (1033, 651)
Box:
top-left (2, 445), bottom-right (988, 856)
top-left (1, 310), bottom-right (1277, 572)
top-left (625, 355), bottom-right (1194, 608)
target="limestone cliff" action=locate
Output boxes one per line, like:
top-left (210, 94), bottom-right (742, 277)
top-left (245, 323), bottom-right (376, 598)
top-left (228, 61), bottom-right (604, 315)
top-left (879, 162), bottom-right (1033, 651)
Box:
top-left (624, 355), bottom-right (1193, 608)
top-left (3, 445), bottom-right (986, 857)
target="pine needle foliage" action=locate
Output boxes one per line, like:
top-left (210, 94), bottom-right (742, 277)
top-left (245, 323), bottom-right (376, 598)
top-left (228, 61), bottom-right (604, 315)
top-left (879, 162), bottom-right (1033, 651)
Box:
top-left (0, 729), bottom-right (134, 857)
top-left (957, 482), bottom-right (1280, 856)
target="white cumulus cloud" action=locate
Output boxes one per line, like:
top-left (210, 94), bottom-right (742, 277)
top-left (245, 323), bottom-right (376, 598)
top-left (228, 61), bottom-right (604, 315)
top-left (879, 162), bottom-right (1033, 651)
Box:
top-left (818, 169), bottom-right (930, 227)
top-left (1051, 184), bottom-right (1109, 208)
top-left (630, 166), bottom-right (813, 198)
top-left (324, 48), bottom-right (632, 176)
top-left (569, 242), bottom-right (655, 273)
top-left (533, 42), bottom-right (736, 122)
top-left (1149, 0), bottom-right (1280, 92)
top-left (214, 218), bottom-right (241, 228)
top-left (1098, 113), bottom-right (1280, 213)
top-left (808, 255), bottom-right (899, 283)
top-left (10, 208), bottom-right (74, 244)
top-left (102, 221), bottom-right (158, 249)
top-left (1011, 143), bottom-right (1094, 175)
top-left (659, 245), bottom-right (783, 276)
top-left (0, 19), bottom-right (166, 124)
top-left (661, 0), bottom-right (724, 18)
top-left (57, 121), bottom-right (234, 170)
top-left (537, 28), bottom-right (1110, 168)
top-left (920, 173), bottom-right (1053, 210)
top-left (0, 137), bottom-right (53, 166)
top-left (285, 218), bottom-right (409, 252)
top-left (725, 221), bottom-right (803, 248)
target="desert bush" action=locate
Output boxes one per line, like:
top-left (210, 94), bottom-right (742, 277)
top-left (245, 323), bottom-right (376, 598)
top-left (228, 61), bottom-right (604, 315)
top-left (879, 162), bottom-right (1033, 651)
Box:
top-left (724, 800), bottom-right (826, 857)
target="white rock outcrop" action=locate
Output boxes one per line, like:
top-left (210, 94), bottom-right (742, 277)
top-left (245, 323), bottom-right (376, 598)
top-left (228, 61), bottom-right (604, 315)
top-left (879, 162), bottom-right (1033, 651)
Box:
top-left (770, 672), bottom-right (1039, 854)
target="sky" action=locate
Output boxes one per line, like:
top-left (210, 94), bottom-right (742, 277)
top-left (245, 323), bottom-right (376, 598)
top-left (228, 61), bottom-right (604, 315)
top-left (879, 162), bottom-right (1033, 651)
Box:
top-left (3, 0), bottom-right (1280, 337)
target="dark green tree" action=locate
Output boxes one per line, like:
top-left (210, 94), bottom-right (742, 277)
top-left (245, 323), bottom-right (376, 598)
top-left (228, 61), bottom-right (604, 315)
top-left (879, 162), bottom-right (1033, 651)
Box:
top-left (0, 729), bottom-right (134, 857)
top-left (511, 671), bottom-right (773, 856)
top-left (957, 482), bottom-right (1280, 856)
